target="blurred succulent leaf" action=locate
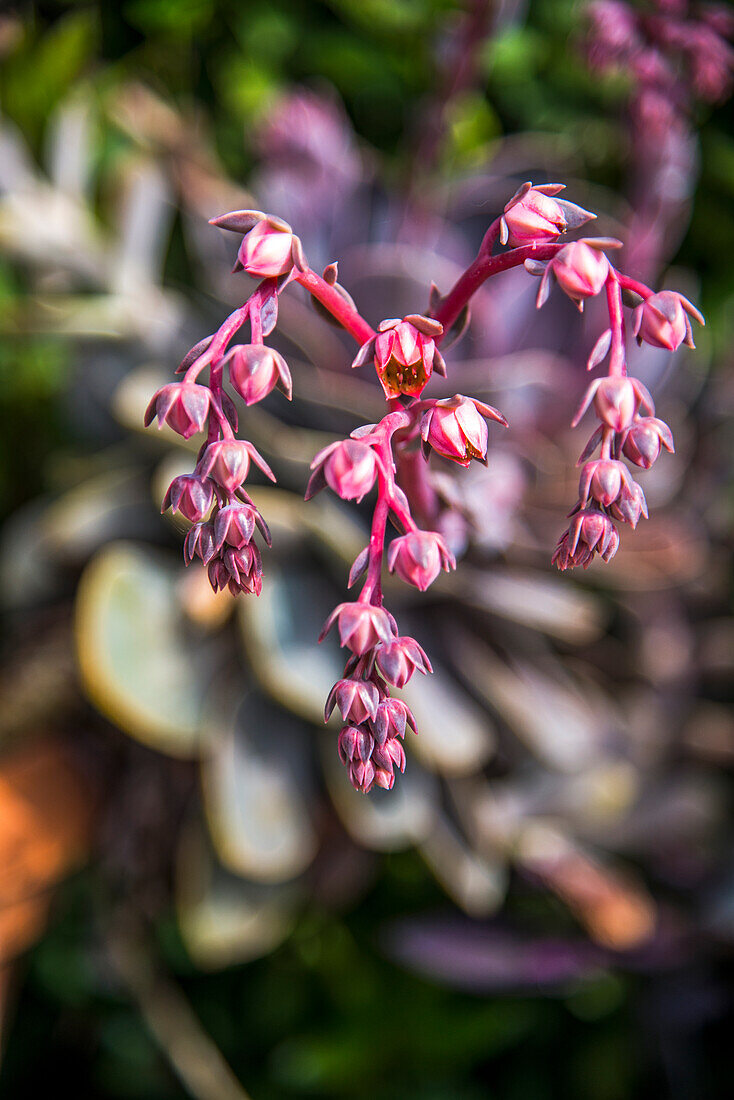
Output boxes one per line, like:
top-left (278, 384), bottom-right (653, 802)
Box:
top-left (452, 631), bottom-right (602, 772)
top-left (202, 693), bottom-right (317, 883)
top-left (176, 821), bottom-right (297, 970)
top-left (239, 559), bottom-right (345, 722)
top-left (401, 663), bottom-right (496, 776)
top-left (459, 567), bottom-right (606, 644)
top-left (76, 542), bottom-right (218, 756)
top-left (419, 814), bottom-right (507, 919)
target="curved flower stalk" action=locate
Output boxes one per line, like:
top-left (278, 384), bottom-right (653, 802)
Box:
top-left (145, 184), bottom-right (704, 792)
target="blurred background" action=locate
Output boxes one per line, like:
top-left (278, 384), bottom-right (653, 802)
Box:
top-left (0, 1), bottom-right (733, 1097)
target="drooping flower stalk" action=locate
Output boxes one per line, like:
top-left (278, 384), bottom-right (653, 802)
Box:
top-left (145, 184), bottom-right (703, 793)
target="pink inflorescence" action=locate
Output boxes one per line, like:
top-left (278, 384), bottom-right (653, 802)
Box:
top-left (145, 181), bottom-right (704, 793)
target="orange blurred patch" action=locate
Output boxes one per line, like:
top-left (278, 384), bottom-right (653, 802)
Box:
top-left (0, 739), bottom-right (93, 965)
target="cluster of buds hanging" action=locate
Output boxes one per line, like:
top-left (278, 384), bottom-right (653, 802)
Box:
top-left (145, 181), bottom-right (703, 793)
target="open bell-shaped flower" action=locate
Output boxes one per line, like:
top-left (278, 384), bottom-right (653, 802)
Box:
top-left (352, 315), bottom-right (445, 398)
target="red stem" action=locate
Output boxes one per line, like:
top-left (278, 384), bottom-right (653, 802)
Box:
top-left (294, 267), bottom-right (376, 345)
top-left (605, 272), bottom-right (627, 377)
top-left (615, 272), bottom-right (654, 300)
top-left (433, 236), bottom-right (564, 337)
top-left (358, 411), bottom-right (417, 605)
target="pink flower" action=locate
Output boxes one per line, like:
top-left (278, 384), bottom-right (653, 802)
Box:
top-left (387, 530), bottom-right (455, 591)
top-left (371, 736), bottom-right (406, 779)
top-left (237, 220), bottom-right (295, 277)
top-left (420, 394), bottom-right (507, 466)
top-left (547, 241), bottom-right (610, 305)
top-left (578, 458), bottom-right (629, 507)
top-left (553, 510), bottom-right (619, 570)
top-left (325, 679), bottom-right (380, 724)
top-left (225, 344), bottom-right (292, 405)
top-left (206, 557), bottom-right (231, 593)
top-left (501, 182), bottom-right (595, 247)
top-left (338, 725), bottom-right (377, 792)
top-left (197, 439), bottom-right (275, 493)
top-left (610, 480), bottom-right (648, 529)
top-left (573, 376), bottom-right (654, 433)
top-left (162, 474), bottom-right (214, 522)
top-left (352, 315), bottom-right (444, 399)
top-left (375, 636), bottom-right (432, 689)
top-left (622, 417), bottom-right (674, 468)
top-left (221, 543), bottom-right (263, 595)
top-left (144, 382), bottom-right (211, 440)
top-left (319, 602), bottom-right (393, 655)
top-left (632, 291), bottom-right (704, 351)
top-left (184, 522), bottom-right (217, 565)
top-left (306, 438), bottom-right (377, 502)
top-left (213, 503), bottom-right (257, 549)
top-left (372, 698), bottom-right (417, 744)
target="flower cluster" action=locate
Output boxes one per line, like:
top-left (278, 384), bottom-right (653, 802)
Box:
top-left (145, 182), bottom-right (703, 793)
top-left (550, 287), bottom-right (702, 569)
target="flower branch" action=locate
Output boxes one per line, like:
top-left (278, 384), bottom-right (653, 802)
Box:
top-left (144, 181), bottom-right (703, 795)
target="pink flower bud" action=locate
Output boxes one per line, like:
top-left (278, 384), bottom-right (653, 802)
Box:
top-left (550, 241), bottom-right (609, 304)
top-left (347, 758), bottom-right (376, 793)
top-left (375, 636), bottom-right (432, 689)
top-left (236, 219), bottom-right (295, 278)
top-left (197, 439), bottom-right (274, 493)
top-left (365, 316), bottom-right (444, 399)
top-left (568, 509), bottom-right (617, 556)
top-left (319, 602), bottom-right (393, 655)
top-left (420, 395), bottom-right (507, 467)
top-left (578, 459), bottom-right (628, 507)
top-left (610, 480), bottom-right (648, 529)
top-left (632, 291), bottom-right (704, 350)
top-left (222, 543), bottom-right (263, 595)
top-left (207, 557), bottom-right (231, 593)
top-left (144, 382), bottom-right (211, 440)
top-left (501, 183), bottom-right (595, 247)
top-left (372, 765), bottom-right (395, 791)
top-left (622, 417), bottom-right (674, 468)
top-left (337, 724), bottom-right (374, 766)
top-left (573, 377), bottom-right (654, 433)
top-left (372, 698), bottom-right (417, 745)
top-left (162, 474), bottom-right (214, 522)
top-left (372, 736), bottom-right (406, 775)
top-left (387, 530), bottom-right (455, 591)
top-left (325, 679), bottom-right (380, 725)
top-left (224, 344), bottom-right (293, 405)
top-left (503, 187), bottom-right (568, 245)
top-left (306, 439), bottom-right (378, 502)
top-left (553, 510), bottom-right (619, 571)
top-left (213, 503), bottom-right (257, 549)
top-left (184, 522), bottom-right (217, 565)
